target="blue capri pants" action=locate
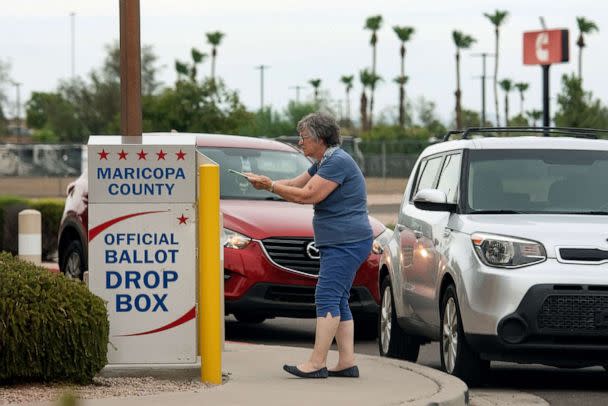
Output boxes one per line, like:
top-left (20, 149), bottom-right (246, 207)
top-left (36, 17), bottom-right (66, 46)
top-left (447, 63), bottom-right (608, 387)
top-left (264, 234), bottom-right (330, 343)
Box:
top-left (315, 237), bottom-right (373, 321)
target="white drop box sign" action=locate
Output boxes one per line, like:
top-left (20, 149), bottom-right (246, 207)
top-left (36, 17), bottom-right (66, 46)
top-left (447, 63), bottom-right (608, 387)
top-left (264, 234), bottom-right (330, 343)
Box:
top-left (88, 138), bottom-right (196, 204)
top-left (89, 203), bottom-right (196, 364)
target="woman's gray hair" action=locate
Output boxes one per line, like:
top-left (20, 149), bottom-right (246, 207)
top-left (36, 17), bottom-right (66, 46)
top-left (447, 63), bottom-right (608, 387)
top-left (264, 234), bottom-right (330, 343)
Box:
top-left (296, 112), bottom-right (341, 147)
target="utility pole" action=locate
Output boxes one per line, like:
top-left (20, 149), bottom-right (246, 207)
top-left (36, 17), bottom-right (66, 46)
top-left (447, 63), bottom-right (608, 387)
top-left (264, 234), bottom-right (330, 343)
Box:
top-left (12, 81), bottom-right (21, 137)
top-left (70, 12), bottom-right (75, 79)
top-left (472, 53), bottom-right (494, 127)
top-left (119, 0), bottom-right (142, 138)
top-left (289, 85), bottom-right (304, 103)
top-left (255, 65), bottom-right (269, 111)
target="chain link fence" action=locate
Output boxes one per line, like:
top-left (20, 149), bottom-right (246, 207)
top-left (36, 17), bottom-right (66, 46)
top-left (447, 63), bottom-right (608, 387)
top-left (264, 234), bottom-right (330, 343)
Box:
top-left (359, 140), bottom-right (430, 178)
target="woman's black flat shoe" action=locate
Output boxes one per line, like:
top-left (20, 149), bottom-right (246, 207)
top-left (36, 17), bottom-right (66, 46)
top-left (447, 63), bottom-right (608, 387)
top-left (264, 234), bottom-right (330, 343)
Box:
top-left (328, 365), bottom-right (359, 378)
top-left (283, 364), bottom-right (328, 378)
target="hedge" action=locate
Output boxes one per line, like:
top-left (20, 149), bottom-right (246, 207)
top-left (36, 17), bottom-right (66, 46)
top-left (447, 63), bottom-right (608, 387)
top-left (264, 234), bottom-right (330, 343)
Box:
top-left (0, 197), bottom-right (64, 261)
top-left (0, 252), bottom-right (109, 384)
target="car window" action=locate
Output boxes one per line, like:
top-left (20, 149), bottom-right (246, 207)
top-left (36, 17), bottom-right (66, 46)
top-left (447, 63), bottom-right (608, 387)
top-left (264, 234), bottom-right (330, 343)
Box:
top-left (466, 149), bottom-right (608, 213)
top-left (436, 153), bottom-right (462, 204)
top-left (198, 147), bottom-right (311, 200)
top-left (413, 156), bottom-right (443, 196)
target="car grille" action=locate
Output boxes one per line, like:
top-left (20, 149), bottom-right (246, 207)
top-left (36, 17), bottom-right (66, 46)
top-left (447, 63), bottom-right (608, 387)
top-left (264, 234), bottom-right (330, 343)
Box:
top-left (261, 238), bottom-right (320, 277)
top-left (559, 248), bottom-right (608, 263)
top-left (538, 295), bottom-right (608, 331)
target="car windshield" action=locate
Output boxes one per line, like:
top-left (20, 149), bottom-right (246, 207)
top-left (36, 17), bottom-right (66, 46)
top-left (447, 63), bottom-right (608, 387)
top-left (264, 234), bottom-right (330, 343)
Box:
top-left (198, 146), bottom-right (311, 200)
top-left (466, 149), bottom-right (608, 214)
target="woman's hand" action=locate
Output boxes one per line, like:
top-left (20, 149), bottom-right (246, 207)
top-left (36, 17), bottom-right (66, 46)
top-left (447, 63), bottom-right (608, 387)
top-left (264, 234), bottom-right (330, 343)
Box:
top-left (244, 173), bottom-right (273, 191)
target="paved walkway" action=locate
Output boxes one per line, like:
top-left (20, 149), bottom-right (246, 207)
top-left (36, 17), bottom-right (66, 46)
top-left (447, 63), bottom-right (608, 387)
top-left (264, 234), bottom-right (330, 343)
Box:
top-left (50, 342), bottom-right (468, 406)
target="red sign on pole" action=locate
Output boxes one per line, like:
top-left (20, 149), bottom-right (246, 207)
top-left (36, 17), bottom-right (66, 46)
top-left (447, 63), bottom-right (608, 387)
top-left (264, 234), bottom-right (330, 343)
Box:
top-left (523, 29), bottom-right (569, 65)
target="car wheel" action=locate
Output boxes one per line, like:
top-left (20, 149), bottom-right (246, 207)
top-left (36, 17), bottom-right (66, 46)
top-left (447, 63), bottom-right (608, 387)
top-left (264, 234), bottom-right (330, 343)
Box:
top-left (233, 313), bottom-right (266, 324)
top-left (378, 277), bottom-right (420, 361)
top-left (440, 284), bottom-right (489, 386)
top-left (354, 315), bottom-right (378, 340)
top-left (62, 240), bottom-right (84, 280)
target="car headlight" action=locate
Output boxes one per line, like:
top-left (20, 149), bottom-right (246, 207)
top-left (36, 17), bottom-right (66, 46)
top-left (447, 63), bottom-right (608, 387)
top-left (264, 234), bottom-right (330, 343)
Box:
top-left (223, 228), bottom-right (252, 249)
top-left (471, 233), bottom-right (546, 268)
top-left (372, 228), bottom-right (393, 255)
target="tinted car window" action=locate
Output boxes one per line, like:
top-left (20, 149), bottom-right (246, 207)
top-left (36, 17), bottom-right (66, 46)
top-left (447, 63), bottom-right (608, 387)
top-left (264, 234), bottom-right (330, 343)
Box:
top-left (436, 153), bottom-right (462, 204)
top-left (467, 149), bottom-right (608, 213)
top-left (414, 156), bottom-right (443, 196)
top-left (198, 147), bottom-right (311, 200)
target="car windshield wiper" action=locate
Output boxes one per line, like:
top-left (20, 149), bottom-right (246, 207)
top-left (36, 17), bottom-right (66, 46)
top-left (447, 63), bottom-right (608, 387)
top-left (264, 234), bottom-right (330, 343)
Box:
top-left (469, 210), bottom-right (523, 214)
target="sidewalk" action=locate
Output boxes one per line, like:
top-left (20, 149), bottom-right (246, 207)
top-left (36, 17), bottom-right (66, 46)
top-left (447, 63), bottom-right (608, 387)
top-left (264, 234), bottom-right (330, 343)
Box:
top-left (62, 342), bottom-right (468, 406)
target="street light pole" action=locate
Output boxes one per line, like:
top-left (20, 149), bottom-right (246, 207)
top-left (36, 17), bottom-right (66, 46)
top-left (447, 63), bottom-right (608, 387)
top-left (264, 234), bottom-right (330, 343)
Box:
top-left (289, 85), bottom-right (304, 103)
top-left (255, 65), bottom-right (269, 111)
top-left (472, 52), bottom-right (495, 127)
top-left (70, 12), bottom-right (75, 79)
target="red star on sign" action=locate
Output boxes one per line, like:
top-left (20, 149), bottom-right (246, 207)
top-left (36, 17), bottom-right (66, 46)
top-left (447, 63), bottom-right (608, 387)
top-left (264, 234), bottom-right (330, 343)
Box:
top-left (176, 149), bottom-right (187, 160)
top-left (177, 214), bottom-right (188, 224)
top-left (118, 149), bottom-right (128, 160)
top-left (157, 149), bottom-right (167, 160)
top-left (98, 149), bottom-right (109, 160)
top-left (137, 149), bottom-right (148, 160)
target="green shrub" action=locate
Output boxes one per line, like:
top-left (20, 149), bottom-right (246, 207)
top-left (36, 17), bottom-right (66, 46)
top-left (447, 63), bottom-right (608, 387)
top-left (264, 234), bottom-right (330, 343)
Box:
top-left (0, 197), bottom-right (64, 260)
top-left (0, 252), bottom-right (109, 384)
top-left (29, 199), bottom-right (65, 260)
top-left (0, 197), bottom-right (29, 255)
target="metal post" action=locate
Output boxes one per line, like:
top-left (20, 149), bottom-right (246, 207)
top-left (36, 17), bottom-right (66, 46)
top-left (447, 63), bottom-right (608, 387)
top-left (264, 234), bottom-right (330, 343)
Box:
top-left (381, 140), bottom-right (386, 180)
top-left (290, 85), bottom-right (303, 103)
top-left (255, 65), bottom-right (269, 111)
top-left (472, 53), bottom-right (494, 127)
top-left (199, 164), bottom-right (222, 384)
top-left (70, 12), bottom-right (75, 78)
top-left (542, 64), bottom-right (550, 129)
top-left (119, 0), bottom-right (142, 138)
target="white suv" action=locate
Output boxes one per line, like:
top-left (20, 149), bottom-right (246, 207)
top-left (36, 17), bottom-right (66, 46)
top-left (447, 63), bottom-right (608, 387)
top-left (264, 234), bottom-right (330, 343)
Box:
top-left (378, 128), bottom-right (608, 385)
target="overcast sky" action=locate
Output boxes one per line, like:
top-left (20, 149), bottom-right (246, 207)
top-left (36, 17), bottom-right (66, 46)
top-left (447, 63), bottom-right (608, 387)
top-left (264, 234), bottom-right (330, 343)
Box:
top-left (1, 0), bottom-right (606, 126)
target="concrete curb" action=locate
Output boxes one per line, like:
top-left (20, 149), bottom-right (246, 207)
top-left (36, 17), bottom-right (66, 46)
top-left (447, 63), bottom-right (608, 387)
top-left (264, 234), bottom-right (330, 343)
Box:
top-left (356, 353), bottom-right (469, 406)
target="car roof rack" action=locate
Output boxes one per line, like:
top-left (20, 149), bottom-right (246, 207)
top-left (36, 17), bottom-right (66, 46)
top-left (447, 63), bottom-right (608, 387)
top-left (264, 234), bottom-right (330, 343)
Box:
top-left (442, 127), bottom-right (608, 142)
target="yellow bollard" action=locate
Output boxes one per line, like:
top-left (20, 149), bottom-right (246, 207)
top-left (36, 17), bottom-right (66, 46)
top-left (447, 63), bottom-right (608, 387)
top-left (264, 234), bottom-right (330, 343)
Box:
top-left (198, 164), bottom-right (222, 384)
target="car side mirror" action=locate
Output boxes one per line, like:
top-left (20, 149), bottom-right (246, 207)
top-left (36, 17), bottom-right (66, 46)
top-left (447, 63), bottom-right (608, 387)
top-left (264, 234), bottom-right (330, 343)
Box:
top-left (413, 189), bottom-right (457, 212)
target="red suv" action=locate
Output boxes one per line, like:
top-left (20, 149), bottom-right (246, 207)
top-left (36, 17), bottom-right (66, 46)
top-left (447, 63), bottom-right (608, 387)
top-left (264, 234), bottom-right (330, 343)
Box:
top-left (58, 134), bottom-right (390, 333)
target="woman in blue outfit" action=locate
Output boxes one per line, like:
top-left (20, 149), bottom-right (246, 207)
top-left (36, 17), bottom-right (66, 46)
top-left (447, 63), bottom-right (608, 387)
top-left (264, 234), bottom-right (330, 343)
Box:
top-left (246, 112), bottom-right (373, 379)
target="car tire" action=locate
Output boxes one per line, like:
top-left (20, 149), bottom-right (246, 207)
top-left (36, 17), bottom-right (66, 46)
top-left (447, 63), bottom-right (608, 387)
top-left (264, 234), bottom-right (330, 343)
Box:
top-left (354, 315), bottom-right (378, 340)
top-left (440, 284), bottom-right (489, 386)
top-left (61, 240), bottom-right (85, 280)
top-left (378, 277), bottom-right (420, 361)
top-left (233, 313), bottom-right (267, 324)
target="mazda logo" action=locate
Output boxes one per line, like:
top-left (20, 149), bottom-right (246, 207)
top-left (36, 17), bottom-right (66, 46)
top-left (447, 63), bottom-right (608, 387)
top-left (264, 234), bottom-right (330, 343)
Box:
top-left (306, 241), bottom-right (320, 260)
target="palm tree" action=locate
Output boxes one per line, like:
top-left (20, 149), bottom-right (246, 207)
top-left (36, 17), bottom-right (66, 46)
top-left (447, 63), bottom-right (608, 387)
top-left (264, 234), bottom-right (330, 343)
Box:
top-left (452, 31), bottom-right (476, 129)
top-left (514, 82), bottom-right (529, 116)
top-left (364, 15), bottom-right (383, 131)
top-left (309, 78), bottom-right (322, 103)
top-left (393, 26), bottom-right (415, 128)
top-left (499, 79), bottom-right (513, 125)
top-left (526, 110), bottom-right (543, 127)
top-left (359, 69), bottom-right (373, 131)
top-left (205, 31), bottom-right (225, 81)
top-left (393, 75), bottom-right (409, 126)
top-left (575, 17), bottom-right (599, 80)
top-left (175, 60), bottom-right (189, 81)
top-left (484, 10), bottom-right (509, 126)
top-left (340, 75), bottom-right (354, 123)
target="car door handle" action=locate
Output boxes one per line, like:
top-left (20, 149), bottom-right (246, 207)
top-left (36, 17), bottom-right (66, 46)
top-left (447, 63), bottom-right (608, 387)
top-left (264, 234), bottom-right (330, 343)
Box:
top-left (396, 224), bottom-right (406, 232)
top-left (414, 230), bottom-right (423, 239)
